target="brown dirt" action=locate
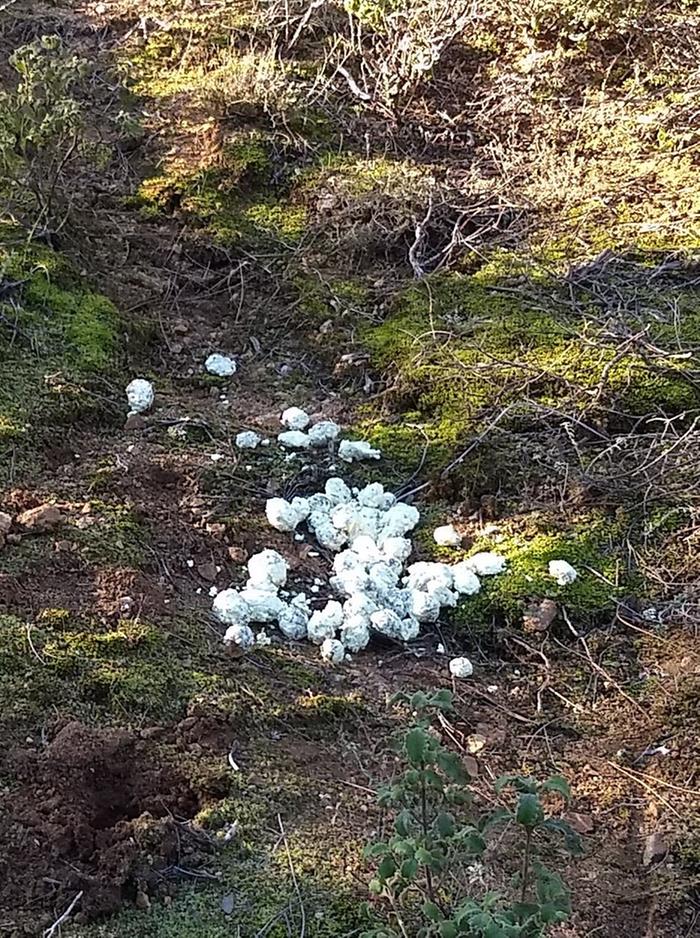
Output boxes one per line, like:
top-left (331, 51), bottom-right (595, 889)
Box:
top-left (0, 721), bottom-right (202, 925)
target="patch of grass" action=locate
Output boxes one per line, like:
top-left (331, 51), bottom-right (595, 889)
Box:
top-left (72, 852), bottom-right (373, 937)
top-left (360, 262), bottom-right (700, 485)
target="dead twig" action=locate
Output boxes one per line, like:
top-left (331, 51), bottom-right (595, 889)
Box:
top-left (43, 890), bottom-right (83, 938)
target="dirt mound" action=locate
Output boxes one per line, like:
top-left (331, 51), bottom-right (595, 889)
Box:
top-left (0, 721), bottom-right (201, 924)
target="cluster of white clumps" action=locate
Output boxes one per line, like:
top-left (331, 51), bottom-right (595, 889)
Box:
top-left (212, 475), bottom-right (511, 665)
top-left (274, 407), bottom-right (380, 461)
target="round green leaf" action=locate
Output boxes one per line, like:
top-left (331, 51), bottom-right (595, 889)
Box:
top-left (516, 792), bottom-right (544, 829)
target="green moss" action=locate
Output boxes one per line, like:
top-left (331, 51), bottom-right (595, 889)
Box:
top-left (0, 242), bottom-right (123, 478)
top-left (451, 514), bottom-right (629, 631)
top-left (71, 852), bottom-right (373, 937)
top-left (135, 137), bottom-right (310, 250)
top-left (73, 501), bottom-right (148, 566)
top-left (0, 614), bottom-right (218, 734)
top-left (361, 263), bottom-right (700, 488)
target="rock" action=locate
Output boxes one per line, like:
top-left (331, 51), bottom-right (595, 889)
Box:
top-left (523, 598), bottom-right (559, 633)
top-left (17, 504), bottom-right (64, 532)
top-left (173, 321), bottom-right (189, 334)
top-left (197, 562), bottom-right (218, 582)
top-left (124, 413), bottom-right (146, 431)
top-left (466, 733), bottom-right (486, 754)
top-left (642, 831), bottom-right (668, 866)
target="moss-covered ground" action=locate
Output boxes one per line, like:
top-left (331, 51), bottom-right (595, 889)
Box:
top-left (0, 0), bottom-right (698, 935)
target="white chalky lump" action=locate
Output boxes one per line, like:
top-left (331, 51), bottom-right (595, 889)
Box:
top-left (247, 549), bottom-right (287, 588)
top-left (321, 637), bottom-right (345, 663)
top-left (338, 439), bottom-right (381, 462)
top-left (281, 407), bottom-right (311, 430)
top-left (224, 623), bottom-right (254, 650)
top-left (125, 378), bottom-right (154, 414)
top-left (205, 353), bottom-right (237, 377)
top-left (213, 467), bottom-right (511, 662)
top-left (236, 430), bottom-right (262, 449)
top-left (465, 551), bottom-right (507, 576)
top-left (449, 656), bottom-right (474, 679)
top-left (548, 559), bottom-right (578, 585)
top-left (278, 430), bottom-right (311, 449)
top-left (434, 524), bottom-right (462, 547)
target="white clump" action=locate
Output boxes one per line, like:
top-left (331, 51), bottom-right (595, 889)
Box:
top-left (281, 407), bottom-right (311, 430)
top-left (213, 589), bottom-right (251, 626)
top-left (449, 656), bottom-right (474, 679)
top-left (338, 439), bottom-right (381, 462)
top-left (308, 600), bottom-right (344, 644)
top-left (313, 517), bottom-right (349, 551)
top-left (236, 430), bottom-right (262, 450)
top-left (343, 593), bottom-right (379, 619)
top-left (308, 493), bottom-right (332, 514)
top-left (548, 559), bottom-right (578, 585)
top-left (224, 623), bottom-right (254, 650)
top-left (375, 586), bottom-right (410, 618)
top-left (320, 638), bottom-right (345, 663)
top-left (381, 537), bottom-right (412, 564)
top-left (434, 524), bottom-right (462, 547)
top-left (308, 421), bottom-right (341, 447)
top-left (278, 430), bottom-right (311, 449)
top-left (325, 477), bottom-right (353, 504)
top-left (331, 566), bottom-right (370, 597)
top-left (398, 616), bottom-right (420, 641)
top-left (405, 561), bottom-right (454, 591)
top-left (428, 583), bottom-right (458, 608)
top-left (368, 561), bottom-right (400, 592)
top-left (256, 630), bottom-right (272, 647)
top-left (333, 550), bottom-right (364, 575)
top-left (340, 616), bottom-right (371, 652)
top-left (465, 551), bottom-right (507, 576)
top-left (239, 588), bottom-right (285, 623)
top-left (409, 589), bottom-right (441, 623)
top-left (248, 549), bottom-right (288, 588)
top-left (370, 608), bottom-right (404, 639)
top-left (277, 602), bottom-right (309, 640)
top-left (381, 503), bottom-right (420, 537)
top-left (452, 562), bottom-right (481, 596)
top-left (266, 497), bottom-right (308, 532)
top-left (126, 378), bottom-right (154, 414)
top-left (349, 535), bottom-right (383, 564)
top-left (205, 353), bottom-right (237, 377)
top-left (357, 482), bottom-right (385, 508)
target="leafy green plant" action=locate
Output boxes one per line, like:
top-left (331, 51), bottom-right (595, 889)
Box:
top-left (0, 35), bottom-right (89, 237)
top-left (362, 689), bottom-right (582, 938)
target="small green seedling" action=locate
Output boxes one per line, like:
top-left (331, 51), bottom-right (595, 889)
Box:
top-left (361, 690), bottom-right (583, 938)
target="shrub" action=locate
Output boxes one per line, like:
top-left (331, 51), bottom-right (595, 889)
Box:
top-left (362, 689), bottom-right (582, 937)
top-left (0, 35), bottom-right (89, 235)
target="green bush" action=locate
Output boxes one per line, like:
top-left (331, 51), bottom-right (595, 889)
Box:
top-left (362, 690), bottom-right (582, 937)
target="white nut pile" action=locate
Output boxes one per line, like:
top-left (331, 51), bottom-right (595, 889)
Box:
top-left (213, 475), bottom-right (509, 664)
